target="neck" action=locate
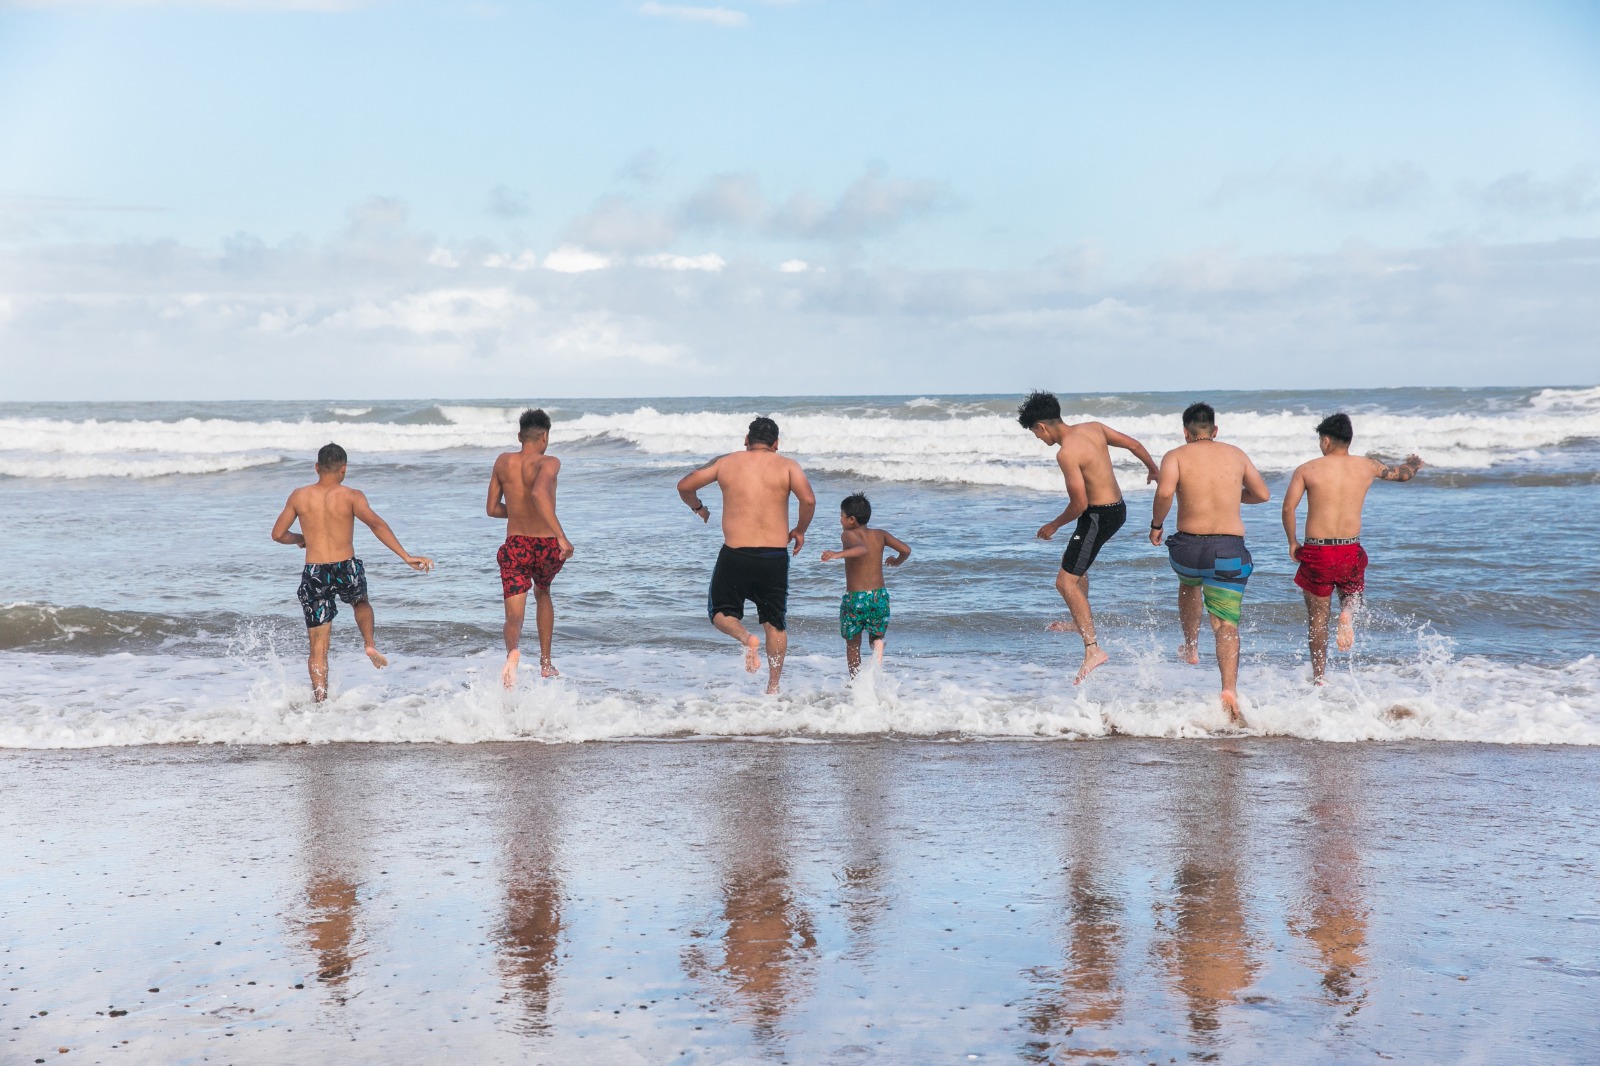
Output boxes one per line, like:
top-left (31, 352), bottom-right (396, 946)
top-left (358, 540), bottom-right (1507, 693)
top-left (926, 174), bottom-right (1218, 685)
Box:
top-left (746, 443), bottom-right (776, 452)
top-left (520, 438), bottom-right (547, 455)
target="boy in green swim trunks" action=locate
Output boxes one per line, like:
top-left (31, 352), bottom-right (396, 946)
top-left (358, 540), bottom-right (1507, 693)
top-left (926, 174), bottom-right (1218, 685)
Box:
top-left (820, 493), bottom-right (911, 678)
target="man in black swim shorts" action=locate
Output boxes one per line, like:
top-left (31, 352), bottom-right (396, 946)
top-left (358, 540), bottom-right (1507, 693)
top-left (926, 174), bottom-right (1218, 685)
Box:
top-left (677, 416), bottom-right (816, 695)
top-left (1018, 391), bottom-right (1160, 685)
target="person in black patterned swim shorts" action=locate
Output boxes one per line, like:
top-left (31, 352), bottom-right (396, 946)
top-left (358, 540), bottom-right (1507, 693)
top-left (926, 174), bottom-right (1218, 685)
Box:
top-left (272, 443), bottom-right (434, 703)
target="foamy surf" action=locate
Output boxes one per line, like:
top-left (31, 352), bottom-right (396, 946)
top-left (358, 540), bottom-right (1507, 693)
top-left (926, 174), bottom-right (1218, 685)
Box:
top-left (2, 640), bottom-right (1595, 748)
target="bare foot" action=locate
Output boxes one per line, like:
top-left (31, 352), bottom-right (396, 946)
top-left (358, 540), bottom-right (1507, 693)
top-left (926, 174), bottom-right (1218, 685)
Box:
top-left (1220, 690), bottom-right (1245, 727)
top-left (365, 646), bottom-right (389, 670)
top-left (1336, 610), bottom-right (1355, 652)
top-left (766, 678), bottom-right (781, 695)
top-left (540, 657), bottom-right (559, 679)
top-left (1178, 641), bottom-right (1200, 665)
top-left (501, 649), bottom-right (520, 689)
top-left (1074, 643), bottom-right (1109, 685)
top-left (1046, 619), bottom-right (1080, 633)
top-left (743, 634), bottom-right (761, 674)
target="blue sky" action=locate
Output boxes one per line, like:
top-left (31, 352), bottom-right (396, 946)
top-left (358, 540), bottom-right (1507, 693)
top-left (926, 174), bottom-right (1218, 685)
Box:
top-left (1, 0), bottom-right (1597, 399)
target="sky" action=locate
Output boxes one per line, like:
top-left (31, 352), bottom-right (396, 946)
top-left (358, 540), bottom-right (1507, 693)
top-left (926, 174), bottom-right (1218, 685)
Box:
top-left (0, 0), bottom-right (1596, 400)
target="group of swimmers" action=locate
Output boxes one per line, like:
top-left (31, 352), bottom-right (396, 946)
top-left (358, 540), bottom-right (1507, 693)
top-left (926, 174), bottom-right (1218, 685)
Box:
top-left (270, 392), bottom-right (1424, 724)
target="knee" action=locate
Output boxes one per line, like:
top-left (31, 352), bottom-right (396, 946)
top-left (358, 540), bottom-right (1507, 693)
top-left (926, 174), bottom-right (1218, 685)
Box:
top-left (533, 586), bottom-right (552, 602)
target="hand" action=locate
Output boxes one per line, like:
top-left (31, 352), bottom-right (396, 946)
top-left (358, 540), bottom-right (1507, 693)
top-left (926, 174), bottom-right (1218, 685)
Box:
top-left (288, 533), bottom-right (306, 548)
top-left (1146, 467), bottom-right (1159, 485)
top-left (1036, 521), bottom-right (1060, 541)
top-left (821, 550), bottom-right (841, 562)
top-left (887, 554), bottom-right (907, 567)
top-left (1406, 454), bottom-right (1425, 469)
top-left (789, 528), bottom-right (806, 555)
top-left (1288, 540), bottom-right (1302, 562)
top-left (1149, 527), bottom-right (1165, 547)
top-left (558, 538), bottom-right (574, 561)
top-left (407, 555), bottom-right (435, 572)
top-left (692, 503), bottom-right (710, 523)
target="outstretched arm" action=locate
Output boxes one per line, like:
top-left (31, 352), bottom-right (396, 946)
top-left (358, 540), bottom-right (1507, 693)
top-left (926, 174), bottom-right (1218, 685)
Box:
top-left (821, 526), bottom-right (867, 563)
top-left (352, 491), bottom-right (434, 571)
top-left (271, 497), bottom-right (304, 547)
top-left (1038, 458), bottom-right (1088, 540)
top-left (1281, 467), bottom-right (1307, 559)
top-left (486, 460), bottom-right (508, 519)
top-left (1372, 454), bottom-right (1425, 482)
top-left (883, 530), bottom-right (911, 566)
top-left (1102, 424), bottom-right (1161, 483)
top-left (1149, 452), bottom-right (1180, 545)
top-left (789, 463), bottom-right (817, 555)
top-left (1241, 457), bottom-right (1271, 505)
top-left (676, 458), bottom-right (719, 522)
top-left (533, 458), bottom-right (573, 559)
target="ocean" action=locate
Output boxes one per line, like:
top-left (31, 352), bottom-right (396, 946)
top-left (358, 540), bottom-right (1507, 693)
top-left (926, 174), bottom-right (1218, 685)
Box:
top-left (2, 386), bottom-right (1597, 747)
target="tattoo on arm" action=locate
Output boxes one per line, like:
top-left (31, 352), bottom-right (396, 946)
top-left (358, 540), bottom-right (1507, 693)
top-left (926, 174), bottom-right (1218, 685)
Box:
top-left (1376, 463), bottom-right (1412, 482)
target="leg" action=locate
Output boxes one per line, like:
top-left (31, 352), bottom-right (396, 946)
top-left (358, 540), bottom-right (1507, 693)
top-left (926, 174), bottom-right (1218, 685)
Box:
top-left (1209, 615), bottom-right (1244, 726)
top-left (1336, 592), bottom-right (1360, 652)
top-left (533, 586), bottom-right (557, 677)
top-left (845, 634), bottom-right (863, 679)
top-left (306, 623), bottom-right (332, 702)
top-left (1177, 583), bottom-right (1203, 664)
top-left (502, 592), bottom-right (528, 688)
top-left (712, 611), bottom-right (761, 673)
top-left (762, 622), bottom-right (787, 695)
top-left (1302, 590), bottom-right (1331, 683)
top-left (1056, 570), bottom-right (1108, 684)
top-left (870, 633), bottom-right (885, 667)
top-left (352, 600), bottom-right (387, 669)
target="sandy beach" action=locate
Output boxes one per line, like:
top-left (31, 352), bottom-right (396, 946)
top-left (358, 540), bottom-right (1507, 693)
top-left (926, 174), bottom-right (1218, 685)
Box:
top-left (4, 738), bottom-right (1597, 1063)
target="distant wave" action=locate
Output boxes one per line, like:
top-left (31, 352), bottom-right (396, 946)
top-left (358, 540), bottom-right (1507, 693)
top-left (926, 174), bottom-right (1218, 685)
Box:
top-left (1, 639), bottom-right (1595, 747)
top-left (2, 387), bottom-right (1597, 484)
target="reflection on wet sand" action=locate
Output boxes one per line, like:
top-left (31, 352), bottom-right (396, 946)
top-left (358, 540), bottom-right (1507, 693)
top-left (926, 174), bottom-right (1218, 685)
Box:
top-left (684, 758), bottom-right (817, 1042)
top-left (1290, 759), bottom-right (1369, 1011)
top-left (491, 760), bottom-right (564, 1034)
top-left (296, 753), bottom-right (366, 1001)
top-left (1023, 753), bottom-right (1126, 1061)
top-left (1156, 750), bottom-right (1260, 1041)
top-left (836, 747), bottom-right (889, 962)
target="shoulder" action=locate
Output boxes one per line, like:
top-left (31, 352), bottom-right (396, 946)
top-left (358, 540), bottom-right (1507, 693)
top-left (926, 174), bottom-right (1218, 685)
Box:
top-left (541, 454), bottom-right (562, 473)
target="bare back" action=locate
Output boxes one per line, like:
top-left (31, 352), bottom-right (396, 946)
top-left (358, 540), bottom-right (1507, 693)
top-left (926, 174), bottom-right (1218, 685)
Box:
top-left (1057, 423), bottom-right (1124, 508)
top-left (842, 528), bottom-right (889, 592)
top-left (493, 450), bottom-right (561, 539)
top-left (713, 450), bottom-right (808, 548)
top-left (288, 483), bottom-right (363, 564)
top-left (1298, 454), bottom-right (1384, 539)
top-left (1167, 441), bottom-right (1268, 535)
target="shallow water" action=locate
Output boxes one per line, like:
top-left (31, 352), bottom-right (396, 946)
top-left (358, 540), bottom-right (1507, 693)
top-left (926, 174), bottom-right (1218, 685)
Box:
top-left (3, 740), bottom-right (1597, 1063)
top-left (2, 387), bottom-right (1597, 746)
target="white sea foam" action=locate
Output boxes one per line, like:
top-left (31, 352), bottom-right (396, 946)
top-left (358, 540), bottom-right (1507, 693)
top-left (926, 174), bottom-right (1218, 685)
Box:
top-left (1, 639), bottom-right (1595, 748)
top-left (2, 388), bottom-right (1596, 484)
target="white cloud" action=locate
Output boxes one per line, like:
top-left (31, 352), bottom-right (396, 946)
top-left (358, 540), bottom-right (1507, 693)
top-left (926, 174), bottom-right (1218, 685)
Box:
top-left (637, 252), bottom-right (726, 272)
top-left (637, 1), bottom-right (746, 27)
top-left (778, 259), bottom-right (808, 273)
top-left (427, 247), bottom-right (459, 268)
top-left (484, 250), bottom-right (538, 271)
top-left (541, 246), bottom-right (610, 273)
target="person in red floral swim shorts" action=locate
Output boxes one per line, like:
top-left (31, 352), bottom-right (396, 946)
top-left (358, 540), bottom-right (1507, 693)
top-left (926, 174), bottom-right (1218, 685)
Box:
top-left (487, 408), bottom-right (574, 686)
top-left (1282, 412), bottom-right (1424, 684)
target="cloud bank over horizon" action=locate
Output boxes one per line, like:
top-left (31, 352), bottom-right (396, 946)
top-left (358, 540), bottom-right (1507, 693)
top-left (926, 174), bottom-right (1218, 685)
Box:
top-left (0, 1), bottom-right (1596, 399)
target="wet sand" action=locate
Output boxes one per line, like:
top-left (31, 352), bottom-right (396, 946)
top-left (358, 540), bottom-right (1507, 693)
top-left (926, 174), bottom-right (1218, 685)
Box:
top-left (3, 739), bottom-right (1597, 1064)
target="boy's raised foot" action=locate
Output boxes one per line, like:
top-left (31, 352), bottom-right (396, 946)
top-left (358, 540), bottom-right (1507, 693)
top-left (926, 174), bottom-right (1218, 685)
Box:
top-left (365, 646), bottom-right (389, 670)
top-left (1336, 609), bottom-right (1356, 652)
top-left (1220, 689), bottom-right (1245, 727)
top-left (1178, 641), bottom-right (1200, 665)
top-left (743, 634), bottom-right (761, 674)
top-left (501, 650), bottom-right (520, 689)
top-left (1074, 641), bottom-right (1108, 685)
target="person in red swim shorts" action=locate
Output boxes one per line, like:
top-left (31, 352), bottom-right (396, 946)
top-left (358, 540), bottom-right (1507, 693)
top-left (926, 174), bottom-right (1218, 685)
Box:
top-left (487, 409), bottom-right (575, 686)
top-left (1282, 413), bottom-right (1424, 684)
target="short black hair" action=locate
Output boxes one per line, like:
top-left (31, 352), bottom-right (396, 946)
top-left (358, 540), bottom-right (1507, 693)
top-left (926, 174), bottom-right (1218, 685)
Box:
top-left (1182, 402), bottom-right (1216, 432)
top-left (316, 442), bottom-right (348, 469)
top-left (841, 493), bottom-right (871, 524)
top-left (1316, 412), bottom-right (1353, 445)
top-left (1017, 390), bottom-right (1062, 429)
top-left (747, 416), bottom-right (779, 446)
top-left (519, 408), bottom-right (551, 439)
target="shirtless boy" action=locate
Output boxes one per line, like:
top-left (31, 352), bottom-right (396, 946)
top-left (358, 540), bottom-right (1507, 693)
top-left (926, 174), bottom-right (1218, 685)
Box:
top-left (271, 443), bottom-right (434, 702)
top-left (1282, 412), bottom-right (1424, 683)
top-left (820, 493), bottom-right (911, 679)
top-left (488, 408), bottom-right (575, 687)
top-left (1149, 403), bottom-right (1271, 724)
top-left (1017, 390), bottom-right (1160, 684)
top-left (676, 416), bottom-right (816, 695)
